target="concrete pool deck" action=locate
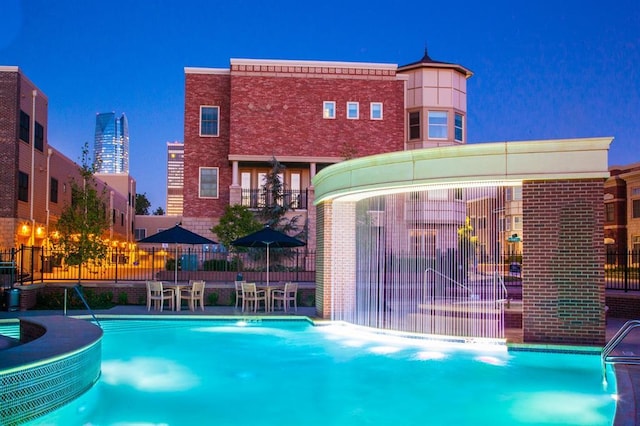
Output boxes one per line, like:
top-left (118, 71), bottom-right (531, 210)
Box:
top-left (1, 306), bottom-right (638, 425)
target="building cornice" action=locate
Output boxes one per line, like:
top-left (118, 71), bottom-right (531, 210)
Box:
top-left (230, 58), bottom-right (397, 71)
top-left (184, 67), bottom-right (230, 75)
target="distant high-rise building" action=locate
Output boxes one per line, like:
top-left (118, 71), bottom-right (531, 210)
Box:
top-left (94, 112), bottom-right (129, 174)
top-left (167, 141), bottom-right (184, 216)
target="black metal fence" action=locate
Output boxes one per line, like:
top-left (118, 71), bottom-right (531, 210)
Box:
top-left (0, 245), bottom-right (316, 284)
top-left (3, 246), bottom-right (639, 290)
top-left (606, 250), bottom-right (640, 291)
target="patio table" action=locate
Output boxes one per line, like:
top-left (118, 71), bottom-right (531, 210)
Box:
top-left (257, 283), bottom-right (284, 312)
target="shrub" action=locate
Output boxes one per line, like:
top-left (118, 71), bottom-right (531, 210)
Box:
top-left (207, 292), bottom-right (219, 306)
top-left (117, 292), bottom-right (128, 305)
top-left (203, 259), bottom-right (229, 271)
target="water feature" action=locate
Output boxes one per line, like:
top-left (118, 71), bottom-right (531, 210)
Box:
top-left (332, 184), bottom-right (514, 340)
top-left (26, 318), bottom-right (615, 425)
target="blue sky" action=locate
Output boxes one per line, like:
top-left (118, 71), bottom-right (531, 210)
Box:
top-left (1, 0), bottom-right (638, 210)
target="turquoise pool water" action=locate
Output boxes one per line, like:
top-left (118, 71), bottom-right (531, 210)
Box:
top-left (27, 319), bottom-right (615, 425)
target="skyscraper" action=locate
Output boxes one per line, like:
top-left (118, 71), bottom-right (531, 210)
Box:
top-left (94, 112), bottom-right (129, 174)
top-left (166, 141), bottom-right (184, 216)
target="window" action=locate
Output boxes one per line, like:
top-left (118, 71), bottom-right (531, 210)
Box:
top-left (50, 178), bottom-right (58, 203)
top-left (506, 186), bottom-right (522, 201)
top-left (18, 171), bottom-right (28, 202)
top-left (605, 203), bottom-right (615, 222)
top-left (35, 122), bottom-right (44, 151)
top-left (370, 102), bottom-right (383, 120)
top-left (428, 111), bottom-right (448, 139)
top-left (633, 199), bottom-right (640, 219)
top-left (199, 106), bottom-right (219, 136)
top-left (121, 212), bottom-right (124, 226)
top-left (134, 228), bottom-right (147, 241)
top-left (513, 216), bottom-right (523, 230)
top-left (346, 102), bottom-right (359, 119)
top-left (409, 229), bottom-right (436, 258)
top-left (112, 209), bottom-right (116, 224)
top-left (323, 101), bottom-right (335, 119)
top-left (199, 167), bottom-right (218, 198)
top-left (19, 111), bottom-right (29, 142)
top-left (408, 111), bottom-right (420, 140)
top-left (454, 113), bottom-right (463, 142)
top-left (290, 172), bottom-right (301, 209)
top-left (427, 189), bottom-right (448, 200)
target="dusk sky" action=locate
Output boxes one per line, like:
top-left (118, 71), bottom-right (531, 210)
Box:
top-left (1, 0), bottom-right (638, 211)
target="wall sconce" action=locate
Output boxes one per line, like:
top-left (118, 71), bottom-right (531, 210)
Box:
top-left (35, 226), bottom-right (45, 238)
top-left (19, 224), bottom-right (31, 237)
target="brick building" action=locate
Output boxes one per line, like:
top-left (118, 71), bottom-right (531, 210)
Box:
top-left (0, 66), bottom-right (135, 266)
top-left (182, 52), bottom-right (472, 250)
top-left (604, 162), bottom-right (640, 254)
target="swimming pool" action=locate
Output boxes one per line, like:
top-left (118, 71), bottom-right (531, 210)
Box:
top-left (27, 318), bottom-right (615, 425)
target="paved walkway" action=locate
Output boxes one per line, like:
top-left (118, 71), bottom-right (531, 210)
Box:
top-left (1, 306), bottom-right (638, 424)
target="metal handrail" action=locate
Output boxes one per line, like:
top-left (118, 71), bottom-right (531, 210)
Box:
top-left (63, 285), bottom-right (101, 328)
top-left (601, 319), bottom-right (640, 384)
top-left (424, 268), bottom-right (472, 294)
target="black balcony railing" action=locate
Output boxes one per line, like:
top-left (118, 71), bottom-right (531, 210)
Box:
top-left (0, 245), bottom-right (316, 284)
top-left (241, 189), bottom-right (308, 210)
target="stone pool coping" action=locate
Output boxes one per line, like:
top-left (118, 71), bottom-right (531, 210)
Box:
top-left (0, 316), bottom-right (102, 424)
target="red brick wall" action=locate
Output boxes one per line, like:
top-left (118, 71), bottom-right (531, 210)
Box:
top-left (184, 65), bottom-right (405, 221)
top-left (183, 73), bottom-right (231, 218)
top-left (522, 179), bottom-right (606, 345)
top-left (229, 75), bottom-right (405, 158)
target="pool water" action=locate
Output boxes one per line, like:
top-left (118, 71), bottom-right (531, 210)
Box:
top-left (28, 319), bottom-right (615, 425)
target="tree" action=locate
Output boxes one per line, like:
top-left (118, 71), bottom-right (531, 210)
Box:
top-left (53, 143), bottom-right (110, 281)
top-left (135, 193), bottom-right (151, 215)
top-left (457, 216), bottom-right (478, 280)
top-left (256, 157), bottom-right (305, 239)
top-left (153, 206), bottom-right (165, 216)
top-left (212, 204), bottom-right (262, 251)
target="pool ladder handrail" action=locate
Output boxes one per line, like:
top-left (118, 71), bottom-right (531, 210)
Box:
top-left (601, 319), bottom-right (640, 383)
top-left (63, 285), bottom-right (101, 328)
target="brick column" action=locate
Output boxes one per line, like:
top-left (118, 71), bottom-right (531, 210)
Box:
top-left (522, 179), bottom-right (606, 345)
top-left (315, 201), bottom-right (331, 318)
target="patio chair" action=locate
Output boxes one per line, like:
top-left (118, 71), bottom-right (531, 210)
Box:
top-left (146, 281), bottom-right (174, 312)
top-left (180, 280), bottom-right (206, 311)
top-left (241, 282), bottom-right (266, 312)
top-left (234, 280), bottom-right (245, 309)
top-left (271, 282), bottom-right (298, 312)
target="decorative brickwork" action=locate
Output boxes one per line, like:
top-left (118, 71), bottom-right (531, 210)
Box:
top-left (0, 71), bottom-right (20, 220)
top-left (230, 63), bottom-right (397, 79)
top-left (522, 179), bottom-right (606, 345)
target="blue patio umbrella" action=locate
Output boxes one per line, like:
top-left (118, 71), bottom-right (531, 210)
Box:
top-left (231, 226), bottom-right (305, 286)
top-left (138, 225), bottom-right (217, 283)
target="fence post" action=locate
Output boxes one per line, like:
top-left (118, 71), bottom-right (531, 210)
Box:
top-left (624, 250), bottom-right (629, 293)
top-left (114, 246), bottom-right (119, 283)
top-left (151, 247), bottom-right (155, 281)
top-left (40, 246), bottom-right (45, 284)
top-left (28, 244), bottom-right (35, 285)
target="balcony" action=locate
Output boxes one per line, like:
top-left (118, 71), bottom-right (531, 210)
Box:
top-left (241, 189), bottom-right (309, 210)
